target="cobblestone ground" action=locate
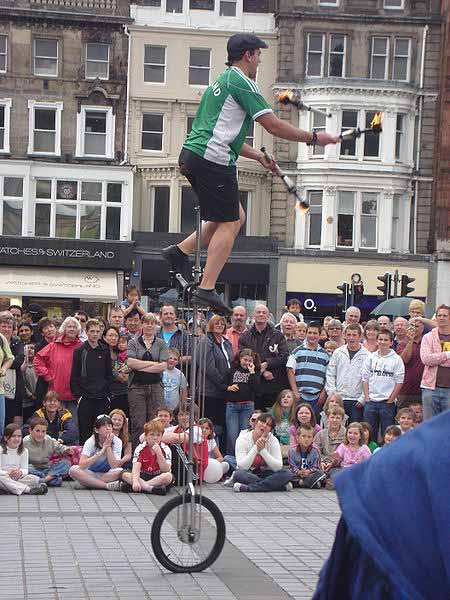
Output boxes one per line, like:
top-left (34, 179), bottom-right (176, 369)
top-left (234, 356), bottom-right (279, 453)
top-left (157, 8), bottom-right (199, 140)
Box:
top-left (0, 485), bottom-right (341, 600)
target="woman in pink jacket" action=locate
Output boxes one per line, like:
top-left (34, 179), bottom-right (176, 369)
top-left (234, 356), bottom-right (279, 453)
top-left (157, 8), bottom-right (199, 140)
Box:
top-left (34, 317), bottom-right (82, 427)
top-left (420, 304), bottom-right (450, 420)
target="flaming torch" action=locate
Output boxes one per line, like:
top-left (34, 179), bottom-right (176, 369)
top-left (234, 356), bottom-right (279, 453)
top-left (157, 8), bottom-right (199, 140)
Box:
top-left (261, 146), bottom-right (310, 216)
top-left (278, 89), bottom-right (332, 118)
top-left (340, 111), bottom-right (384, 140)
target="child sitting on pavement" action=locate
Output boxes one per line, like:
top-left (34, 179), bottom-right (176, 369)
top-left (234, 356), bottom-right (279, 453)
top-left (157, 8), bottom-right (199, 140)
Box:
top-left (288, 423), bottom-right (326, 488)
top-left (395, 407), bottom-right (415, 434)
top-left (313, 406), bottom-right (347, 466)
top-left (324, 422), bottom-right (371, 487)
top-left (25, 390), bottom-right (78, 445)
top-left (23, 417), bottom-right (74, 487)
top-left (121, 418), bottom-right (172, 495)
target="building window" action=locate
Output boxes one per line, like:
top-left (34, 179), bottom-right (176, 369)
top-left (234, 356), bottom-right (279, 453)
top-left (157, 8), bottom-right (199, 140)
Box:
top-left (1, 176), bottom-right (23, 236)
top-left (76, 106), bottom-right (115, 158)
top-left (142, 113), bottom-right (164, 151)
top-left (370, 37), bottom-right (388, 79)
top-left (85, 43), bottom-right (110, 80)
top-left (28, 101), bottom-right (63, 156)
top-left (340, 110), bottom-right (357, 158)
top-left (306, 33), bottom-right (324, 77)
top-left (181, 186), bottom-right (197, 232)
top-left (0, 36), bottom-right (7, 73)
top-left (360, 192), bottom-right (378, 249)
top-left (395, 114), bottom-right (404, 161)
top-left (307, 191), bottom-right (323, 247)
top-left (187, 116), bottom-right (195, 135)
top-left (0, 99), bottom-right (11, 153)
top-left (329, 34), bottom-right (345, 77)
top-left (245, 121), bottom-right (255, 147)
top-left (337, 191), bottom-right (354, 248)
top-left (311, 110), bottom-right (326, 156)
top-left (364, 111), bottom-right (380, 158)
top-left (220, 0), bottom-right (237, 16)
top-left (238, 190), bottom-right (250, 236)
top-left (34, 178), bottom-right (123, 240)
top-left (391, 193), bottom-right (400, 251)
top-left (319, 0), bottom-right (339, 4)
top-left (189, 49), bottom-right (210, 86)
top-left (34, 39), bottom-right (58, 77)
top-left (152, 186), bottom-right (170, 232)
top-left (190, 0), bottom-right (214, 9)
top-left (144, 45), bottom-right (166, 83)
top-left (393, 38), bottom-right (410, 81)
top-left (166, 0), bottom-right (183, 12)
top-left (243, 0), bottom-right (271, 11)
top-left (384, 0), bottom-right (404, 8)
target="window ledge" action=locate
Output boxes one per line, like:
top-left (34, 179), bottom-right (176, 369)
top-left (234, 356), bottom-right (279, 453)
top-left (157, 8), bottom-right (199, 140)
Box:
top-left (28, 153), bottom-right (61, 159)
top-left (74, 156), bottom-right (115, 162)
top-left (0, 151), bottom-right (11, 157)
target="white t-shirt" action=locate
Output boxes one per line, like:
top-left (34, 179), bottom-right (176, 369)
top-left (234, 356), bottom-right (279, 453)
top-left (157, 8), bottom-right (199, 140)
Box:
top-left (0, 447), bottom-right (29, 476)
top-left (165, 425), bottom-right (203, 444)
top-left (206, 438), bottom-right (218, 457)
top-left (81, 435), bottom-right (122, 473)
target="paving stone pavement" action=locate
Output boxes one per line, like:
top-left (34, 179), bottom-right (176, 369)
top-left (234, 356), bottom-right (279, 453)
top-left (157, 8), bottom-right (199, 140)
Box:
top-left (0, 484), bottom-right (341, 600)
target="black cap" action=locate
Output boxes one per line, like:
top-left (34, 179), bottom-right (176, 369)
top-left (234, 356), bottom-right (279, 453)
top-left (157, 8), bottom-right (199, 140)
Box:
top-left (227, 33), bottom-right (268, 60)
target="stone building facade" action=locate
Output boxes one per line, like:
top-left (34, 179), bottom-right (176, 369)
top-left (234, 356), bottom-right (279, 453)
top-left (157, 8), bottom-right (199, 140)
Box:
top-left (271, 0), bottom-right (441, 320)
top-left (0, 0), bottom-right (134, 316)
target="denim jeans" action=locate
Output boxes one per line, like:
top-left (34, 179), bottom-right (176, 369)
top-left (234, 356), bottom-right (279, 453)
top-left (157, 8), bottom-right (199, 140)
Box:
top-left (226, 401), bottom-right (254, 455)
top-left (363, 400), bottom-right (395, 439)
top-left (234, 468), bottom-right (292, 492)
top-left (422, 387), bottom-right (450, 421)
top-left (223, 455), bottom-right (237, 473)
top-left (0, 394), bottom-right (5, 438)
top-left (29, 459), bottom-right (71, 480)
top-left (343, 400), bottom-right (364, 424)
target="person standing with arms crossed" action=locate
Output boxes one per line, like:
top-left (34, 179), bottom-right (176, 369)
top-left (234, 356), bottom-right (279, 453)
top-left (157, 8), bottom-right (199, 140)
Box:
top-left (163, 34), bottom-right (339, 314)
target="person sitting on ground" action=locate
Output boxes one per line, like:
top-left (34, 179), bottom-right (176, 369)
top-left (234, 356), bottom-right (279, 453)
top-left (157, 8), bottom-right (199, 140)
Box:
top-left (119, 418), bottom-right (172, 495)
top-left (270, 389), bottom-right (296, 460)
top-left (360, 422), bottom-right (378, 453)
top-left (162, 348), bottom-right (188, 413)
top-left (199, 417), bottom-right (230, 479)
top-left (408, 400), bottom-right (423, 425)
top-left (68, 415), bottom-right (123, 490)
top-left (0, 423), bottom-right (48, 495)
top-left (109, 409), bottom-right (132, 468)
top-left (324, 422), bottom-right (371, 485)
top-left (227, 412), bottom-right (293, 493)
top-left (121, 285), bottom-right (145, 318)
top-left (318, 394), bottom-right (348, 429)
top-left (395, 407), bottom-right (415, 435)
top-left (288, 423), bottom-right (325, 489)
top-left (289, 403), bottom-right (321, 448)
top-left (222, 409), bottom-right (263, 475)
top-left (23, 417), bottom-right (74, 487)
top-left (26, 390), bottom-right (77, 445)
top-left (313, 406), bottom-right (346, 467)
top-left (373, 424), bottom-right (402, 452)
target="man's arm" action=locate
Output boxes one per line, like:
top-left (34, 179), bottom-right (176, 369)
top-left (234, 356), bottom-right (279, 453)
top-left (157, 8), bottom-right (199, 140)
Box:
top-left (257, 112), bottom-right (339, 145)
top-left (287, 367), bottom-right (300, 401)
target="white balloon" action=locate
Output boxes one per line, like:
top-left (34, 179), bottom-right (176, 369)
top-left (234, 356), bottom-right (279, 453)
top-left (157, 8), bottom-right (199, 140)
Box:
top-left (203, 459), bottom-right (225, 484)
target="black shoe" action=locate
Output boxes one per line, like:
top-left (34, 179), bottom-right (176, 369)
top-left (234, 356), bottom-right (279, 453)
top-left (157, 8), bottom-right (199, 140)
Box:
top-left (151, 486), bottom-right (167, 496)
top-left (162, 245), bottom-right (191, 280)
top-left (191, 288), bottom-right (232, 315)
top-left (29, 483), bottom-right (48, 495)
top-left (121, 482), bottom-right (133, 493)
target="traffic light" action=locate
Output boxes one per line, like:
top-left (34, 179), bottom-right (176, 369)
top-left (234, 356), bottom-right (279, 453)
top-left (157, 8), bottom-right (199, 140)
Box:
top-left (377, 273), bottom-right (392, 301)
top-left (400, 274), bottom-right (415, 297)
top-left (353, 283), bottom-right (364, 304)
top-left (337, 282), bottom-right (350, 313)
top-left (337, 282), bottom-right (350, 298)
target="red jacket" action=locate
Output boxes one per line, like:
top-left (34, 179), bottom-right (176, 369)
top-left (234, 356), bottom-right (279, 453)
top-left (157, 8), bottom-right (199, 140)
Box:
top-left (34, 336), bottom-right (83, 402)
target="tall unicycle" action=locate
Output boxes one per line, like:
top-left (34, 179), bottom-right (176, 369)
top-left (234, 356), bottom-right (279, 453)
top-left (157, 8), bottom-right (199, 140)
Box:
top-left (151, 199), bottom-right (226, 573)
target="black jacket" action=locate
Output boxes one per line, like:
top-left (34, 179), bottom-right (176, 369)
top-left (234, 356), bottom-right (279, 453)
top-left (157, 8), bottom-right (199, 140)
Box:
top-left (197, 333), bottom-right (233, 398)
top-left (70, 341), bottom-right (113, 400)
top-left (238, 324), bottom-right (289, 394)
top-left (225, 366), bottom-right (260, 403)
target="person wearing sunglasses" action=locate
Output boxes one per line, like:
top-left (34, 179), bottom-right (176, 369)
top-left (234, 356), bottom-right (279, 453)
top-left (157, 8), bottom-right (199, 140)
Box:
top-left (74, 311), bottom-right (88, 342)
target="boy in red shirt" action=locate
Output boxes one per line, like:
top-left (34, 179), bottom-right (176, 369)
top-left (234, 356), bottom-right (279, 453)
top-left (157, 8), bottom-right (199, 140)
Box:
top-left (121, 419), bottom-right (172, 495)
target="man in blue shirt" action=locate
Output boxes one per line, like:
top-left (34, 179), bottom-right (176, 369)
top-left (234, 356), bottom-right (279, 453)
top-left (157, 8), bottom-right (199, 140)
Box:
top-left (156, 304), bottom-right (191, 369)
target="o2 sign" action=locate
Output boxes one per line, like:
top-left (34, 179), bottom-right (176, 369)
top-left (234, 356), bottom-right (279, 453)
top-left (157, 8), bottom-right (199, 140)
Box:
top-left (304, 298), bottom-right (317, 312)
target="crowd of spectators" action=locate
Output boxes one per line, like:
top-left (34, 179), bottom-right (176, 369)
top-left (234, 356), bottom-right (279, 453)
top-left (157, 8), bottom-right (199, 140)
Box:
top-left (0, 287), bottom-right (449, 496)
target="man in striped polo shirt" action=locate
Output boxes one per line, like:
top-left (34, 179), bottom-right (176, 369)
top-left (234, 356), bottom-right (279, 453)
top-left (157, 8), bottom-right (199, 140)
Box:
top-left (163, 34), bottom-right (339, 315)
top-left (287, 321), bottom-right (330, 419)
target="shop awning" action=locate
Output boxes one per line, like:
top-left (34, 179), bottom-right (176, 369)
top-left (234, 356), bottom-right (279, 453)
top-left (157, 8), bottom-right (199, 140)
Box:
top-left (0, 266), bottom-right (118, 301)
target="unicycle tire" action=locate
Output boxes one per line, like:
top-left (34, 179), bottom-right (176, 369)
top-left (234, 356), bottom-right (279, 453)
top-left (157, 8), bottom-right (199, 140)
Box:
top-left (151, 493), bottom-right (226, 573)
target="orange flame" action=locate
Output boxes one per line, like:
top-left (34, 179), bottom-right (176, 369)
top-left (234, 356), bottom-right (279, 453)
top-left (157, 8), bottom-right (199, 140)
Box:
top-left (279, 89), bottom-right (296, 103)
top-left (370, 112), bottom-right (383, 132)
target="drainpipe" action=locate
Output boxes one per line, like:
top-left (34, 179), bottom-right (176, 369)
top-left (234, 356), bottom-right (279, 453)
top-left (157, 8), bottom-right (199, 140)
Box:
top-left (413, 24), bottom-right (428, 254)
top-left (121, 25), bottom-right (131, 165)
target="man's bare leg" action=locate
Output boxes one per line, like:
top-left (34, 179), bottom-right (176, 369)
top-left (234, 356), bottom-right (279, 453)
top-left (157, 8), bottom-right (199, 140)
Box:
top-left (198, 220), bottom-right (241, 289)
top-left (178, 221), bottom-right (218, 255)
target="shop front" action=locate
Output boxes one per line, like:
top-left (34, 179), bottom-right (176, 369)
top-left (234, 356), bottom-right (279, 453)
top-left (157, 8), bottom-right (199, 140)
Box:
top-left (0, 237), bottom-right (134, 318)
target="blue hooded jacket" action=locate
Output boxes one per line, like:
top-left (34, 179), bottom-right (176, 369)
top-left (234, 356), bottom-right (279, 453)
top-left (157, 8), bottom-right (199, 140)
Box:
top-left (313, 411), bottom-right (450, 600)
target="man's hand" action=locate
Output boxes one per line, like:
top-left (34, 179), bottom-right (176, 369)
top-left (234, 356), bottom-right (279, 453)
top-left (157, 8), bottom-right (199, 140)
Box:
top-left (316, 131), bottom-right (340, 146)
top-left (258, 152), bottom-right (278, 174)
top-left (356, 401), bottom-right (364, 409)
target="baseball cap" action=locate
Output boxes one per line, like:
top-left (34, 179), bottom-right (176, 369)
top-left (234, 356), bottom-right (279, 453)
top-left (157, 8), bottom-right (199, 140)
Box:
top-left (227, 33), bottom-right (268, 61)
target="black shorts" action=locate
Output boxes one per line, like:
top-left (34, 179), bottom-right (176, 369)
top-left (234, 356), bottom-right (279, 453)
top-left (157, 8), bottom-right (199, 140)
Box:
top-left (179, 148), bottom-right (240, 223)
